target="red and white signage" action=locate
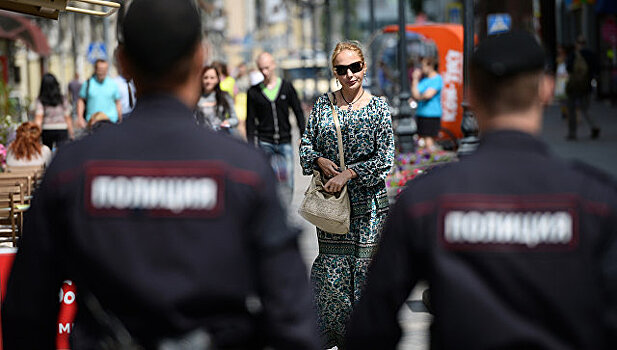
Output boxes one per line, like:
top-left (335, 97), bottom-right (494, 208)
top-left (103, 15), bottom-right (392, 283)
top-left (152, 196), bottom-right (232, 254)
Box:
top-left (0, 248), bottom-right (76, 350)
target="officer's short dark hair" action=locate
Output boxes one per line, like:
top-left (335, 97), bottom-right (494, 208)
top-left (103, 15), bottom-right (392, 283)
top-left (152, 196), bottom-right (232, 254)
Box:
top-left (121, 0), bottom-right (202, 87)
top-left (470, 30), bottom-right (546, 116)
top-left (470, 67), bottom-right (542, 116)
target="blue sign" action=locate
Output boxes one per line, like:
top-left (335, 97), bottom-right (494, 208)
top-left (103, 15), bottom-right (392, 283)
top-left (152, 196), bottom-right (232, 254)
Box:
top-left (87, 42), bottom-right (107, 64)
top-left (487, 13), bottom-right (512, 35)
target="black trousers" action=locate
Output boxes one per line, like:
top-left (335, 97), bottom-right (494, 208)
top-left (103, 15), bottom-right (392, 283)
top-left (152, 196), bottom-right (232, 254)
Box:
top-left (42, 129), bottom-right (69, 150)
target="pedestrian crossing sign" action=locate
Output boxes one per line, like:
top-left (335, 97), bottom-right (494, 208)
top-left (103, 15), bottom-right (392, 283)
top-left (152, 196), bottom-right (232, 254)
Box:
top-left (87, 42), bottom-right (108, 64)
top-left (487, 14), bottom-right (512, 35)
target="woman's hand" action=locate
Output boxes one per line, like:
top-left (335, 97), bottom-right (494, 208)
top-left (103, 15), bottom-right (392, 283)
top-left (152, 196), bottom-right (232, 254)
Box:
top-left (324, 171), bottom-right (352, 193)
top-left (316, 157), bottom-right (341, 178)
top-left (220, 120), bottom-right (230, 128)
top-left (412, 68), bottom-right (422, 82)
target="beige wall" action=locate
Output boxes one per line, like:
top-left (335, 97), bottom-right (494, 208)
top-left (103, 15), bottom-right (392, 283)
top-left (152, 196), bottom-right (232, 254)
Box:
top-left (224, 0), bottom-right (249, 68)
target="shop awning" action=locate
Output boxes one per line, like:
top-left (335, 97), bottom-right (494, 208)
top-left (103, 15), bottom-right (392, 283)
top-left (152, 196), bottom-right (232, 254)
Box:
top-left (0, 10), bottom-right (51, 56)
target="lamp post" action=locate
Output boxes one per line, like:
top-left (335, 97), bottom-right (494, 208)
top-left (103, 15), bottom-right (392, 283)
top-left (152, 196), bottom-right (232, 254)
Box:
top-left (395, 0), bottom-right (415, 153)
top-left (324, 0), bottom-right (331, 55)
top-left (457, 0), bottom-right (480, 156)
top-left (343, 0), bottom-right (350, 39)
top-left (369, 0), bottom-right (376, 89)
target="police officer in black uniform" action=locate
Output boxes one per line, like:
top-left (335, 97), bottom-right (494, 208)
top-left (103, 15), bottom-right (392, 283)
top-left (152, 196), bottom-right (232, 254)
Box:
top-left (346, 31), bottom-right (617, 349)
top-left (2, 0), bottom-right (319, 349)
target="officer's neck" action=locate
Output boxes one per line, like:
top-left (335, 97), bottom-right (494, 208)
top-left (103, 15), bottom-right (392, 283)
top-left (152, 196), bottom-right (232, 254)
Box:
top-left (175, 83), bottom-right (201, 110)
top-left (134, 76), bottom-right (202, 110)
top-left (481, 109), bottom-right (543, 136)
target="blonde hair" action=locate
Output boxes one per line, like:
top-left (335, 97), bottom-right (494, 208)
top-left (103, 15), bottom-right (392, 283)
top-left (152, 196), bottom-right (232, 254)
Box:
top-left (331, 41), bottom-right (365, 68)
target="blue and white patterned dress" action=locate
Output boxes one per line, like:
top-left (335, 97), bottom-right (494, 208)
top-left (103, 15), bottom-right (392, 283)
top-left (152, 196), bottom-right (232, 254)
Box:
top-left (299, 93), bottom-right (395, 347)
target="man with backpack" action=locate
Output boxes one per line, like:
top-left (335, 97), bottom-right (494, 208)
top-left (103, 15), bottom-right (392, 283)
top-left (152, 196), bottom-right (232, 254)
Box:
top-left (77, 58), bottom-right (122, 128)
top-left (566, 35), bottom-right (600, 140)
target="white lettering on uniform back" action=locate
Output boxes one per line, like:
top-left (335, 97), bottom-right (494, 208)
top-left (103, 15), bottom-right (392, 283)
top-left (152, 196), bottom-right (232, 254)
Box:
top-left (90, 176), bottom-right (218, 213)
top-left (443, 210), bottom-right (574, 247)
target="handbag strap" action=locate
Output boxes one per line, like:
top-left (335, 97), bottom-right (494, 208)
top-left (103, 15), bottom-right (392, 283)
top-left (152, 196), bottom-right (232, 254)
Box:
top-left (328, 93), bottom-right (346, 171)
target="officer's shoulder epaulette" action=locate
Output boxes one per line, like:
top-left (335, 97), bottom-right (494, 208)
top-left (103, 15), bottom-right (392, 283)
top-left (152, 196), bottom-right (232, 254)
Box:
top-left (568, 159), bottom-right (617, 191)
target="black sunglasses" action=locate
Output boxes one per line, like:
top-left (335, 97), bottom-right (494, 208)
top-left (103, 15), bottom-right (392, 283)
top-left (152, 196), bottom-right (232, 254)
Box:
top-left (334, 61), bottom-right (364, 76)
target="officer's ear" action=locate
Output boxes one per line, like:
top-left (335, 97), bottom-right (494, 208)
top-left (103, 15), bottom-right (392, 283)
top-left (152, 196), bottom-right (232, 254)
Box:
top-left (538, 73), bottom-right (555, 106)
top-left (468, 84), bottom-right (483, 116)
top-left (192, 43), bottom-right (205, 77)
top-left (116, 45), bottom-right (135, 82)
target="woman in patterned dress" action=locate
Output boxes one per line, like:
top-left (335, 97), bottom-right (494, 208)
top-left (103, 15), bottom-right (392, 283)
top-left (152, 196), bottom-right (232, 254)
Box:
top-left (299, 41), bottom-right (395, 348)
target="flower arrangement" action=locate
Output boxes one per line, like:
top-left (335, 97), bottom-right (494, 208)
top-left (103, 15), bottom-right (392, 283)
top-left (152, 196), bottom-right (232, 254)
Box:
top-left (0, 144), bottom-right (6, 168)
top-left (386, 149), bottom-right (457, 199)
top-left (0, 113), bottom-right (18, 172)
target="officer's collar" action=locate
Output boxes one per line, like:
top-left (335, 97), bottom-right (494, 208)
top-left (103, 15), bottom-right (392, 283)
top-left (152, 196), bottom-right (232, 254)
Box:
top-left (478, 129), bottom-right (550, 155)
top-left (130, 93), bottom-right (194, 120)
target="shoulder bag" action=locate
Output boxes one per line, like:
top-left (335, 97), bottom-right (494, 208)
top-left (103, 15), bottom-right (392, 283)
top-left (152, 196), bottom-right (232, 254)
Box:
top-left (298, 93), bottom-right (350, 234)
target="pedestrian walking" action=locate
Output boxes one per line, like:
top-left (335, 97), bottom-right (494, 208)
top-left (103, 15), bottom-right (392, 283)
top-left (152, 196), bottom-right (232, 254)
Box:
top-left (247, 52), bottom-right (305, 203)
top-left (234, 62), bottom-right (250, 138)
top-left (195, 65), bottom-right (239, 134)
top-left (67, 72), bottom-right (82, 120)
top-left (34, 73), bottom-right (74, 149)
top-left (566, 35), bottom-right (601, 140)
top-left (411, 56), bottom-right (443, 151)
top-left (555, 45), bottom-right (569, 119)
top-left (300, 41), bottom-right (395, 348)
top-left (346, 30), bottom-right (617, 350)
top-left (77, 58), bottom-right (122, 128)
top-left (1, 0), bottom-right (319, 348)
top-left (113, 49), bottom-right (136, 120)
top-left (213, 61), bottom-right (236, 99)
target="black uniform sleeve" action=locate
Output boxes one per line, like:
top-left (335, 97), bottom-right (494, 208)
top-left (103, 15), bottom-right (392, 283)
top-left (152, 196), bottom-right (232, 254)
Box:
top-left (2, 171), bottom-right (66, 349)
top-left (346, 194), bottom-right (420, 349)
top-left (246, 88), bottom-right (257, 146)
top-left (287, 82), bottom-right (305, 137)
top-left (251, 166), bottom-right (319, 350)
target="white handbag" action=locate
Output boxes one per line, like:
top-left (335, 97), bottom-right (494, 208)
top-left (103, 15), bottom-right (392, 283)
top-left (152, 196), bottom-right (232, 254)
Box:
top-left (298, 93), bottom-right (350, 234)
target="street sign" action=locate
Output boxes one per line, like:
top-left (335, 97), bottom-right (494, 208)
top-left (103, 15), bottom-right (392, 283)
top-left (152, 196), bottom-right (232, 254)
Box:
top-left (487, 13), bottom-right (511, 35)
top-left (87, 42), bottom-right (107, 64)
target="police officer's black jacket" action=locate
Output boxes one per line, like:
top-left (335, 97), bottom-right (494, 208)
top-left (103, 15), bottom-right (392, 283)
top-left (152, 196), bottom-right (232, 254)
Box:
top-left (2, 95), bottom-right (319, 350)
top-left (246, 80), bottom-right (305, 145)
top-left (346, 130), bottom-right (617, 349)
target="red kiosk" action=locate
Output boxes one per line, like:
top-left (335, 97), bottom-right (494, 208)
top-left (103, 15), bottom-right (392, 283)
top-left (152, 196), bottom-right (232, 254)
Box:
top-left (383, 24), bottom-right (465, 140)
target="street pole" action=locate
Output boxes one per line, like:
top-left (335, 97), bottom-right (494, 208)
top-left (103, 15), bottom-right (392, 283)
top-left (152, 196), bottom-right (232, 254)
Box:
top-left (311, 1), bottom-right (318, 100)
top-left (369, 0), bottom-right (376, 91)
top-left (395, 0), bottom-right (415, 153)
top-left (325, 0), bottom-right (331, 55)
top-left (457, 0), bottom-right (479, 157)
top-left (343, 0), bottom-right (350, 39)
